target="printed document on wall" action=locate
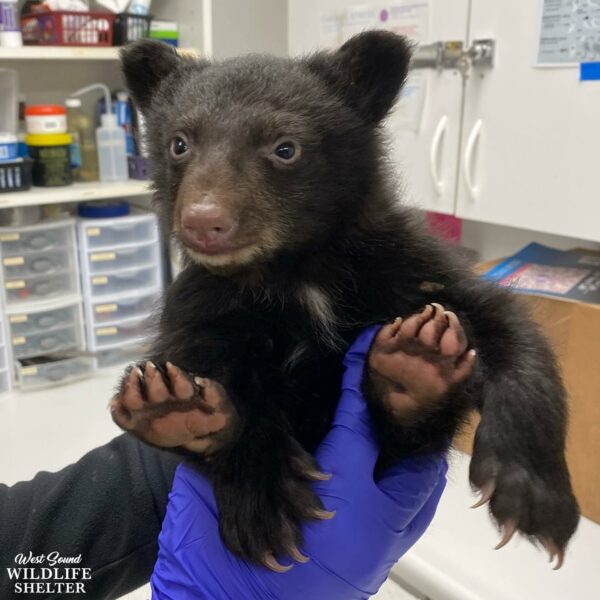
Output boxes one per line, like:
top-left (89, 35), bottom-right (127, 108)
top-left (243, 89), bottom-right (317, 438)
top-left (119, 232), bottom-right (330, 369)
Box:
top-left (537, 0), bottom-right (600, 66)
top-left (319, 2), bottom-right (430, 132)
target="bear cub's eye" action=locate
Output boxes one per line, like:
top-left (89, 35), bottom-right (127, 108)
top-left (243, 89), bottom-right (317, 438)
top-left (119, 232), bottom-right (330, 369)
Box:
top-left (272, 140), bottom-right (300, 165)
top-left (170, 135), bottom-right (189, 159)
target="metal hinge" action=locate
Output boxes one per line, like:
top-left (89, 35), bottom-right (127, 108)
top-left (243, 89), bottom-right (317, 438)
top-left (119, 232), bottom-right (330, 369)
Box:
top-left (410, 39), bottom-right (496, 78)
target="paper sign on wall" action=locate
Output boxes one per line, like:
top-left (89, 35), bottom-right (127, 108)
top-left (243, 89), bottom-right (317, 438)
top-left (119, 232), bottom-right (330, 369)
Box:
top-left (319, 2), bottom-right (430, 132)
top-left (537, 0), bottom-right (600, 66)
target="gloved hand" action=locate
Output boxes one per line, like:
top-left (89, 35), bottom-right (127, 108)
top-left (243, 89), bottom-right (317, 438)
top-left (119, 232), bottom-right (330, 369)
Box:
top-left (151, 326), bottom-right (448, 600)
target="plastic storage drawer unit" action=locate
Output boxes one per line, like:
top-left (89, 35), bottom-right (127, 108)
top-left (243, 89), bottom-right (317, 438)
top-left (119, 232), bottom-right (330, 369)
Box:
top-left (4, 270), bottom-right (79, 306)
top-left (8, 301), bottom-right (84, 360)
top-left (85, 242), bottom-right (159, 274)
top-left (2, 248), bottom-right (75, 278)
top-left (0, 221), bottom-right (74, 256)
top-left (81, 214), bottom-right (158, 249)
top-left (89, 291), bottom-right (161, 324)
top-left (94, 342), bottom-right (148, 369)
top-left (86, 266), bottom-right (160, 298)
top-left (16, 355), bottom-right (94, 390)
top-left (8, 303), bottom-right (81, 336)
top-left (91, 316), bottom-right (149, 351)
top-left (11, 326), bottom-right (80, 360)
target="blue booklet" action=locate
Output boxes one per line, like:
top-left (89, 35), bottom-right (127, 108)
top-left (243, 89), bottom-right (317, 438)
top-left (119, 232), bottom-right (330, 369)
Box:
top-left (484, 243), bottom-right (600, 303)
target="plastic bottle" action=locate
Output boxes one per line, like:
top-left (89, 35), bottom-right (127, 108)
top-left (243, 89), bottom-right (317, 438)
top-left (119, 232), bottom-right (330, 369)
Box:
top-left (66, 98), bottom-right (99, 182)
top-left (0, 0), bottom-right (23, 47)
top-left (72, 84), bottom-right (128, 183)
top-left (116, 91), bottom-right (134, 156)
top-left (0, 68), bottom-right (18, 134)
top-left (128, 0), bottom-right (151, 16)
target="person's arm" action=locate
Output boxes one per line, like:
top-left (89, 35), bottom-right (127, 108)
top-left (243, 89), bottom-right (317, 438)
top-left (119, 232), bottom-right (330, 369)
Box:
top-left (0, 434), bottom-right (180, 599)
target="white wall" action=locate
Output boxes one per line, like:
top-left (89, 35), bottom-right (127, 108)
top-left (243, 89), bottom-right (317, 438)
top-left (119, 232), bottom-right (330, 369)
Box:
top-left (210, 0), bottom-right (288, 59)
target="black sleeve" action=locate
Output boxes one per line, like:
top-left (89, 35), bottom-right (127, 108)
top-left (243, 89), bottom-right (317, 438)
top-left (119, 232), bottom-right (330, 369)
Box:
top-left (0, 433), bottom-right (180, 599)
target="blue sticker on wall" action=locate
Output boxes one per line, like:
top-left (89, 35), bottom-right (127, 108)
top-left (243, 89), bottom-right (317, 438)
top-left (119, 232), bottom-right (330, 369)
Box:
top-left (580, 62), bottom-right (600, 81)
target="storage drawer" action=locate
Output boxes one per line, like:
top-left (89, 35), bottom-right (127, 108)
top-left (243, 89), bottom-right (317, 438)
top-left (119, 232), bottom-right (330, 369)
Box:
top-left (16, 355), bottom-right (94, 390)
top-left (4, 270), bottom-right (79, 306)
top-left (85, 243), bottom-right (159, 274)
top-left (8, 303), bottom-right (80, 337)
top-left (0, 221), bottom-right (74, 256)
top-left (94, 342), bottom-right (148, 369)
top-left (91, 317), bottom-right (149, 351)
top-left (11, 325), bottom-right (80, 360)
top-left (86, 266), bottom-right (159, 297)
top-left (90, 291), bottom-right (160, 324)
top-left (2, 248), bottom-right (75, 278)
top-left (81, 215), bottom-right (158, 249)
top-left (0, 368), bottom-right (10, 394)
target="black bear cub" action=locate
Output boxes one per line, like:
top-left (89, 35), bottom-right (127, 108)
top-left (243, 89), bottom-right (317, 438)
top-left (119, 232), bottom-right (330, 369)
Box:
top-left (113, 32), bottom-right (579, 570)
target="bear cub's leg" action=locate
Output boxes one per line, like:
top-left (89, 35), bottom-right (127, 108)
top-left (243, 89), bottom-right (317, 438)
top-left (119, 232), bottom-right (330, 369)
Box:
top-left (111, 361), bottom-right (237, 455)
top-left (367, 303), bottom-right (476, 422)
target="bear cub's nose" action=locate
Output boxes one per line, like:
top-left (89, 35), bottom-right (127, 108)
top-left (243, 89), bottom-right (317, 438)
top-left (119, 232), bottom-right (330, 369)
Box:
top-left (181, 203), bottom-right (237, 254)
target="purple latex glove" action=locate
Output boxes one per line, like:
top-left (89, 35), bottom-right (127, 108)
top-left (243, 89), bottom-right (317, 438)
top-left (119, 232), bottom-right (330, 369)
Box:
top-left (151, 326), bottom-right (448, 600)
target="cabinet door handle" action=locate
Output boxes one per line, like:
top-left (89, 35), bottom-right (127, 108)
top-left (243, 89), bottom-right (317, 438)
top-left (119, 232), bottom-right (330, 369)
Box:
top-left (429, 115), bottom-right (448, 196)
top-left (463, 119), bottom-right (482, 200)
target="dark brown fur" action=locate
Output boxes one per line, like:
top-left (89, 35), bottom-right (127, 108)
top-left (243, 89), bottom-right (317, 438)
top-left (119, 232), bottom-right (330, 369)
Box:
top-left (119, 32), bottom-right (579, 564)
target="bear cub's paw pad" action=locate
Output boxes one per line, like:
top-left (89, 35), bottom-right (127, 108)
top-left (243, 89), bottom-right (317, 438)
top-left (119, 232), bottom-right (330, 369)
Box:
top-left (368, 303), bottom-right (477, 419)
top-left (110, 361), bottom-right (235, 454)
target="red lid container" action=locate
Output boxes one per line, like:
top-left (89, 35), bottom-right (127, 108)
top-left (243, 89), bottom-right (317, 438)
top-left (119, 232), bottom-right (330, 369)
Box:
top-left (25, 105), bottom-right (66, 116)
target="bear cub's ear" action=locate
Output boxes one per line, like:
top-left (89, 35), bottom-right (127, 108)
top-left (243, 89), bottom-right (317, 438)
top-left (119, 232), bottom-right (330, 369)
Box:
top-left (120, 39), bottom-right (185, 110)
top-left (307, 30), bottom-right (413, 125)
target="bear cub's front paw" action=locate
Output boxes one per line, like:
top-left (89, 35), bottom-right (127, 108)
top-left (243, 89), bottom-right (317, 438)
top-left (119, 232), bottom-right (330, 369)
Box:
top-left (110, 361), bottom-right (236, 454)
top-left (368, 303), bottom-right (476, 421)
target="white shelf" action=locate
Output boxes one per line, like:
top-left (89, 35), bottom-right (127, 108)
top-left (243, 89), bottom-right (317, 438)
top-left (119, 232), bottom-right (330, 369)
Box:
top-left (0, 46), bottom-right (122, 61)
top-left (0, 46), bottom-right (197, 61)
top-left (0, 180), bottom-right (152, 208)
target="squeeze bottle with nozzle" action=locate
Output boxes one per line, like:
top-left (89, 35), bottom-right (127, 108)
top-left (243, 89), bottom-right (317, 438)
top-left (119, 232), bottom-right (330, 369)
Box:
top-left (71, 83), bottom-right (128, 183)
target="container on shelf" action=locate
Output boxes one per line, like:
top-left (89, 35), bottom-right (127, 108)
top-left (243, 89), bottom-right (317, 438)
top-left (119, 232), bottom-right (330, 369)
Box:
top-left (96, 113), bottom-right (128, 182)
top-left (0, 68), bottom-right (18, 136)
top-left (127, 155), bottom-right (150, 180)
top-left (20, 10), bottom-right (115, 47)
top-left (0, 158), bottom-right (31, 193)
top-left (25, 105), bottom-right (67, 135)
top-left (0, 133), bottom-right (18, 161)
top-left (66, 98), bottom-right (99, 183)
top-left (0, 0), bottom-right (23, 47)
top-left (112, 12), bottom-right (152, 45)
top-left (148, 19), bottom-right (178, 47)
top-left (16, 354), bottom-right (94, 390)
top-left (25, 133), bottom-right (72, 187)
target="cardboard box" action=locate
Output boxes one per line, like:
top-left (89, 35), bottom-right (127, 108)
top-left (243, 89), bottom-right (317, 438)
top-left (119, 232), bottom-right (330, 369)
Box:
top-left (455, 259), bottom-right (600, 525)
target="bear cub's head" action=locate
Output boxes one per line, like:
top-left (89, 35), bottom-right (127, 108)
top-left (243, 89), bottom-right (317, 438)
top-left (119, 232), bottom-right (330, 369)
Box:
top-left (121, 31), bottom-right (411, 272)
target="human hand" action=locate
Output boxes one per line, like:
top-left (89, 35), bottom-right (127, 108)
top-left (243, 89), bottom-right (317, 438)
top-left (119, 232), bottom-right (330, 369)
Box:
top-left (151, 326), bottom-right (447, 599)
